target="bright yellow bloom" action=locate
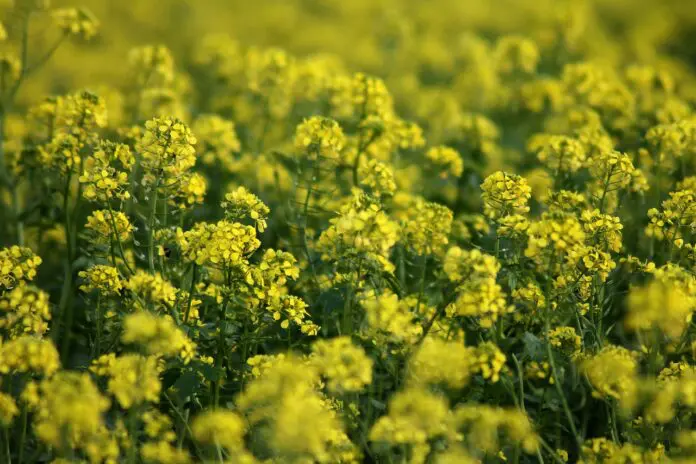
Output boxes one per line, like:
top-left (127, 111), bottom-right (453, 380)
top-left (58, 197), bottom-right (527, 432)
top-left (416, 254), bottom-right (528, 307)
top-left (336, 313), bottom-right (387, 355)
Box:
top-left (311, 336), bottom-right (373, 393)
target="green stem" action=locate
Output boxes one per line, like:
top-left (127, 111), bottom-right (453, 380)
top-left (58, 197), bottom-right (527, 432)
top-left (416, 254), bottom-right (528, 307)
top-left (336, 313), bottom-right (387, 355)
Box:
top-left (183, 264), bottom-right (198, 324)
top-left (415, 254), bottom-right (428, 316)
top-left (148, 187), bottom-right (159, 272)
top-left (127, 407), bottom-right (139, 464)
top-left (94, 294), bottom-right (102, 358)
top-left (107, 206), bottom-right (134, 275)
top-left (55, 174), bottom-right (74, 348)
top-left (17, 406), bottom-right (27, 464)
top-left (3, 427), bottom-right (10, 464)
top-left (11, 184), bottom-right (24, 246)
top-left (213, 299), bottom-right (229, 407)
top-left (538, 437), bottom-right (567, 464)
top-left (545, 331), bottom-right (582, 453)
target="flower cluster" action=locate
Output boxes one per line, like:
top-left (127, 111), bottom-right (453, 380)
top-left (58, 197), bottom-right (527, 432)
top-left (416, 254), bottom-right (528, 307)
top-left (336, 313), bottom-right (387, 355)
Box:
top-left (4, 1), bottom-right (696, 462)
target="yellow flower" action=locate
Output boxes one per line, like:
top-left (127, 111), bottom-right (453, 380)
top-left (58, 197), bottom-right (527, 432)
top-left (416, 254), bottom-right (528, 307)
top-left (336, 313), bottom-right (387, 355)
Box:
top-left (222, 186), bottom-right (270, 232)
top-left (311, 336), bottom-right (373, 393)
top-left (27, 372), bottom-right (110, 451)
top-left (0, 336), bottom-right (60, 376)
top-left (52, 8), bottom-right (99, 40)
top-left (105, 354), bottom-right (162, 409)
top-left (0, 392), bottom-right (18, 426)
top-left (481, 171), bottom-right (531, 219)
top-left (191, 410), bottom-right (247, 455)
top-left (78, 265), bottom-right (122, 296)
top-left (294, 116), bottom-right (346, 161)
top-left (0, 284), bottom-right (51, 337)
top-left (626, 279), bottom-right (694, 339)
top-left (0, 246), bottom-right (42, 290)
top-left (425, 145), bottom-right (464, 178)
top-left (122, 312), bottom-right (196, 363)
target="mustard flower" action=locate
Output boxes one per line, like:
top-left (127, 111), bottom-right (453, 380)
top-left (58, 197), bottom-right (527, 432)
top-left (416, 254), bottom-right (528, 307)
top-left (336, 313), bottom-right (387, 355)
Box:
top-left (38, 132), bottom-right (83, 174)
top-left (470, 342), bottom-right (507, 382)
top-left (0, 336), bottom-right (60, 376)
top-left (176, 220), bottom-right (260, 268)
top-left (55, 90), bottom-right (108, 134)
top-left (193, 114), bottom-right (241, 169)
top-left (443, 247), bottom-right (500, 283)
top-left (128, 45), bottom-right (175, 88)
top-left (547, 326), bottom-right (582, 355)
top-left (453, 404), bottom-right (539, 454)
top-left (258, 249), bottom-right (300, 286)
top-left (358, 159), bottom-right (397, 197)
top-left (626, 279), bottom-right (694, 339)
top-left (645, 189), bottom-right (696, 243)
top-left (78, 264), bottom-right (122, 296)
top-left (0, 284), bottom-right (51, 337)
top-left (0, 392), bottom-right (18, 426)
top-left (85, 210), bottom-right (133, 244)
top-left (447, 276), bottom-right (510, 328)
top-left (191, 410), bottom-right (247, 455)
top-left (311, 336), bottom-right (373, 393)
top-left (105, 354), bottom-right (162, 408)
top-left (580, 345), bottom-right (639, 411)
top-left (26, 372), bottom-right (110, 451)
top-left (588, 150), bottom-right (636, 193)
top-left (222, 186), bottom-right (270, 232)
top-left (0, 246), bottom-right (42, 290)
top-left (330, 72), bottom-right (394, 119)
top-left (141, 441), bottom-right (191, 464)
top-left (370, 388), bottom-right (451, 464)
top-left (266, 294), bottom-right (316, 333)
top-left (455, 113), bottom-right (501, 156)
top-left (426, 145), bottom-right (464, 178)
top-left (138, 117), bottom-right (198, 183)
top-left (524, 212), bottom-right (586, 263)
top-left (237, 355), bottom-right (351, 462)
top-left (529, 134), bottom-right (587, 173)
top-left (79, 141), bottom-right (133, 202)
top-left (52, 7), bottom-right (99, 40)
top-left (400, 197), bottom-right (453, 256)
top-left (408, 338), bottom-right (474, 389)
top-left (316, 193), bottom-right (399, 273)
top-left (294, 116), bottom-right (346, 161)
top-left (121, 312), bottom-right (196, 363)
top-left (493, 35), bottom-right (540, 75)
top-left (142, 409), bottom-right (176, 442)
top-left (481, 171), bottom-right (531, 219)
top-left (245, 47), bottom-right (297, 118)
top-left (360, 290), bottom-right (423, 346)
top-left (497, 213), bottom-right (530, 239)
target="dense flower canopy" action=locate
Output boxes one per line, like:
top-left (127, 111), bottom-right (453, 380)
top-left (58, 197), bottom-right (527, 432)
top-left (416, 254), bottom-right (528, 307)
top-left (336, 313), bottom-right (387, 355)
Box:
top-left (1, 0), bottom-right (696, 463)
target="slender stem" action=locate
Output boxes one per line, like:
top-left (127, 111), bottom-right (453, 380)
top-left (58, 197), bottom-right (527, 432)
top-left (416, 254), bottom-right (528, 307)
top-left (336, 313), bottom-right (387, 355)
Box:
top-left (342, 260), bottom-right (362, 335)
top-left (213, 299), bottom-right (229, 407)
top-left (127, 407), bottom-right (139, 464)
top-left (512, 354), bottom-right (525, 412)
top-left (299, 160), bottom-right (320, 290)
top-left (538, 437), bottom-right (567, 464)
top-left (546, 330), bottom-right (582, 453)
top-left (107, 206), bottom-right (134, 275)
top-left (54, 173), bottom-right (74, 347)
top-left (215, 442), bottom-right (224, 464)
top-left (3, 427), bottom-right (10, 464)
top-left (183, 264), bottom-right (198, 323)
top-left (147, 186), bottom-right (159, 272)
top-left (415, 254), bottom-right (428, 316)
top-left (17, 406), bottom-right (27, 464)
top-left (94, 293), bottom-right (102, 357)
top-left (11, 184), bottom-right (24, 246)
